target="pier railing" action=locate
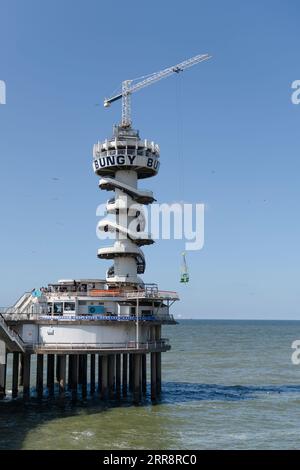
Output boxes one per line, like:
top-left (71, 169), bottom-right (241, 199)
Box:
top-left (0, 313), bottom-right (25, 352)
top-left (1, 311), bottom-right (175, 322)
top-left (0, 288), bottom-right (179, 317)
top-left (7, 288), bottom-right (180, 300)
top-left (87, 289), bottom-right (179, 300)
top-left (126, 291), bottom-right (179, 300)
top-left (25, 338), bottom-right (170, 353)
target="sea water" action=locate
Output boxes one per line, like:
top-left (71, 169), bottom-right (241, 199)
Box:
top-left (1, 320), bottom-right (300, 450)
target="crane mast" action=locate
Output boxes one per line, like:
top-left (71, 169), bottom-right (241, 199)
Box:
top-left (104, 53), bottom-right (212, 127)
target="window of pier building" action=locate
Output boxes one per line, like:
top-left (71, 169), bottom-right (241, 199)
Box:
top-left (53, 302), bottom-right (63, 315)
top-left (64, 302), bottom-right (75, 312)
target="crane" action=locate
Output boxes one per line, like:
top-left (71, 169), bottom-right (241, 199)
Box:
top-left (104, 53), bottom-right (212, 128)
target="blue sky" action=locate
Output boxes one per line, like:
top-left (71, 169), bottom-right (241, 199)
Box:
top-left (0, 0), bottom-right (299, 319)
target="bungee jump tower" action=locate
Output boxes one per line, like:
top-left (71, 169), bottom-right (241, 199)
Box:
top-left (0, 54), bottom-right (210, 403)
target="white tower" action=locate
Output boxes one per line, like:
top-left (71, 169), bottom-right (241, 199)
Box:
top-left (94, 54), bottom-right (211, 286)
top-left (93, 125), bottom-right (159, 285)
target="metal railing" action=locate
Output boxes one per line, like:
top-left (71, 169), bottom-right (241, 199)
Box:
top-left (126, 290), bottom-right (179, 300)
top-left (1, 311), bottom-right (175, 322)
top-left (0, 313), bottom-right (25, 351)
top-left (1, 312), bottom-right (44, 320)
top-left (27, 339), bottom-right (170, 352)
top-left (0, 287), bottom-right (179, 306)
top-left (40, 287), bottom-right (179, 300)
top-left (0, 307), bottom-right (38, 315)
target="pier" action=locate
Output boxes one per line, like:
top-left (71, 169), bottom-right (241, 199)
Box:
top-left (0, 76), bottom-right (182, 405)
top-left (0, 288), bottom-right (175, 403)
top-left (0, 345), bottom-right (165, 404)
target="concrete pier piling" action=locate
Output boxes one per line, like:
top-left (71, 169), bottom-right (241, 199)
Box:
top-left (0, 341), bottom-right (6, 400)
top-left (156, 352), bottom-right (162, 396)
top-left (47, 354), bottom-right (55, 397)
top-left (19, 354), bottom-right (24, 386)
top-left (108, 354), bottom-right (115, 399)
top-left (68, 355), bottom-right (72, 390)
top-left (142, 354), bottom-right (147, 396)
top-left (151, 352), bottom-right (157, 401)
top-left (98, 355), bottom-right (102, 394)
top-left (56, 355), bottom-right (61, 383)
top-left (129, 354), bottom-right (134, 392)
top-left (150, 326), bottom-right (162, 399)
top-left (133, 354), bottom-right (141, 404)
top-left (70, 354), bottom-right (78, 402)
top-left (68, 355), bottom-right (73, 393)
top-left (115, 354), bottom-right (121, 400)
top-left (90, 354), bottom-right (95, 395)
top-left (57, 355), bottom-right (66, 395)
top-left (12, 352), bottom-right (19, 398)
top-left (23, 353), bottom-right (31, 401)
top-left (80, 355), bottom-right (88, 399)
top-left (101, 355), bottom-right (108, 400)
top-left (78, 355), bottom-right (83, 385)
top-left (122, 353), bottom-right (128, 397)
top-left (36, 354), bottom-right (44, 399)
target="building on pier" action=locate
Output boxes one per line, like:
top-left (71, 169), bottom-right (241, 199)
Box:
top-left (0, 52), bottom-right (213, 402)
top-left (0, 125), bottom-right (178, 403)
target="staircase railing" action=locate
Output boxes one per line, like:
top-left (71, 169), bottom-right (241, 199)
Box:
top-left (0, 313), bottom-right (25, 352)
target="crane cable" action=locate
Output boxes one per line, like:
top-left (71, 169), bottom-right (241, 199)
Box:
top-left (176, 73), bottom-right (184, 203)
top-left (176, 75), bottom-right (190, 283)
